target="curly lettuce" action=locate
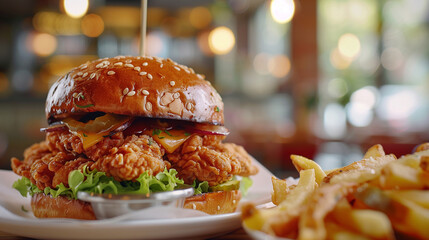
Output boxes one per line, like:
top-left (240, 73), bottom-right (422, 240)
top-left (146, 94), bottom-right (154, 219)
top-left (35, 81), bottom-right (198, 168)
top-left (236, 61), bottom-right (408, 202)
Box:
top-left (12, 166), bottom-right (252, 199)
top-left (13, 167), bottom-right (189, 199)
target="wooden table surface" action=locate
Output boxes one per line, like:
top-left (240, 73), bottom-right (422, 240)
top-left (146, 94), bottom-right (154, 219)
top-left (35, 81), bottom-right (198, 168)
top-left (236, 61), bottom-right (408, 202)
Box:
top-left (0, 227), bottom-right (253, 240)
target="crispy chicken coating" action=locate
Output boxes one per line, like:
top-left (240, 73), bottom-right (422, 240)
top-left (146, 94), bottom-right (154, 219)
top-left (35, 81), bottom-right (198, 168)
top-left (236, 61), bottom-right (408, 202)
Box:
top-left (12, 131), bottom-right (168, 188)
top-left (90, 134), bottom-right (168, 181)
top-left (12, 130), bottom-right (258, 190)
top-left (167, 135), bottom-right (258, 186)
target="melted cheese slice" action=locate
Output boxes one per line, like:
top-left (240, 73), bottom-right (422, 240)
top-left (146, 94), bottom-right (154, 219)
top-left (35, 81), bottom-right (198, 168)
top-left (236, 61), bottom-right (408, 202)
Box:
top-left (73, 128), bottom-right (191, 152)
top-left (74, 130), bottom-right (109, 150)
top-left (145, 129), bottom-right (191, 153)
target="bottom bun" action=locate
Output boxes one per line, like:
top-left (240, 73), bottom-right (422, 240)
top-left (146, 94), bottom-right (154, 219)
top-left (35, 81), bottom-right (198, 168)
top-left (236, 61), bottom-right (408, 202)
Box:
top-left (183, 190), bottom-right (241, 215)
top-left (31, 193), bottom-right (96, 220)
top-left (31, 190), bottom-right (241, 219)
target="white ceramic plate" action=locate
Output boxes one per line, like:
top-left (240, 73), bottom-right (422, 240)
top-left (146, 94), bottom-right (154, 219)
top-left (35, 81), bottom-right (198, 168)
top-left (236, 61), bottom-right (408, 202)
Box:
top-left (0, 159), bottom-right (273, 240)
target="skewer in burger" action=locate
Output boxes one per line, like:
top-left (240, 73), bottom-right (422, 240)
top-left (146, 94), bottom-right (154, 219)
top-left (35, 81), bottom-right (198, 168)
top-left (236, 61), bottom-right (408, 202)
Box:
top-left (11, 56), bottom-right (259, 220)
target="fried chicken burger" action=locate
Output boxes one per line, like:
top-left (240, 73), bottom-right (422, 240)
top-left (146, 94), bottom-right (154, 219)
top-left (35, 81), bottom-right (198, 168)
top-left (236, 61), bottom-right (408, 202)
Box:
top-left (11, 56), bottom-right (258, 220)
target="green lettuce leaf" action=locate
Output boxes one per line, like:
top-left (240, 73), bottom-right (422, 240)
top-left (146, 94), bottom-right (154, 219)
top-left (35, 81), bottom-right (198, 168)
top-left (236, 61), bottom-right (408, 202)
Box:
top-left (12, 166), bottom-right (250, 200)
top-left (12, 177), bottom-right (42, 197)
top-left (192, 180), bottom-right (210, 195)
top-left (13, 166), bottom-right (188, 199)
top-left (239, 177), bottom-right (253, 196)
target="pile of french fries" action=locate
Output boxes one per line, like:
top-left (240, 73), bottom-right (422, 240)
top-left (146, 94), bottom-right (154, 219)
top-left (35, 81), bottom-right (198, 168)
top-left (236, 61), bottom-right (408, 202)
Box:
top-left (242, 143), bottom-right (429, 240)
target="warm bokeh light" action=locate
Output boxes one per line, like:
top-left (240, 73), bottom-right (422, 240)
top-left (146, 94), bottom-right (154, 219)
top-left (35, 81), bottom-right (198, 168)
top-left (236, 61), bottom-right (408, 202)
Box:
top-left (330, 48), bottom-right (352, 69)
top-left (270, 0), bottom-right (295, 24)
top-left (81, 14), bottom-right (104, 37)
top-left (208, 26), bottom-right (235, 55)
top-left (145, 32), bottom-right (164, 56)
top-left (268, 55), bottom-right (291, 78)
top-left (63, 0), bottom-right (89, 18)
top-left (33, 11), bottom-right (81, 35)
top-left (189, 7), bottom-right (212, 29)
top-left (338, 33), bottom-right (361, 59)
top-left (197, 31), bottom-right (213, 56)
top-left (31, 33), bottom-right (57, 57)
top-left (253, 53), bottom-right (270, 75)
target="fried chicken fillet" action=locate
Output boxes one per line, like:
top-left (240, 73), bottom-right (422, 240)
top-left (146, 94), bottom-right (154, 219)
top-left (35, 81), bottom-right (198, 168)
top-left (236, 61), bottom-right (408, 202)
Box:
top-left (12, 131), bottom-right (257, 189)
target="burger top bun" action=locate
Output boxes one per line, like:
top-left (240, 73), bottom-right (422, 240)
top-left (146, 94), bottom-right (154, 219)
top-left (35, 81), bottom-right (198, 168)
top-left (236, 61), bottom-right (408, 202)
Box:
top-left (46, 56), bottom-right (224, 125)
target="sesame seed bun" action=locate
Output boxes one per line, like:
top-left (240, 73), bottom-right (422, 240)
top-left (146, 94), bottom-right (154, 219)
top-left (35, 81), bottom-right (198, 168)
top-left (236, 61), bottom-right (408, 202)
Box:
top-left (45, 56), bottom-right (224, 125)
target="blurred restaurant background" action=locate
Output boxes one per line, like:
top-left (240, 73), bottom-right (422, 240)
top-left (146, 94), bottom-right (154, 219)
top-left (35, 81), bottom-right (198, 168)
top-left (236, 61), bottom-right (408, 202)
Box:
top-left (0, 0), bottom-right (428, 178)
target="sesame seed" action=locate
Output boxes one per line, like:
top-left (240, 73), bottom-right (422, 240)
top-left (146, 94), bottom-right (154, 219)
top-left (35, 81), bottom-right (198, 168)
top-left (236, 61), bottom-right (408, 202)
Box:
top-left (192, 203), bottom-right (196, 210)
top-left (80, 65), bottom-right (87, 69)
top-left (142, 90), bottom-right (149, 95)
top-left (190, 68), bottom-right (195, 74)
top-left (90, 73), bottom-right (96, 79)
top-left (127, 90), bottom-right (136, 96)
top-left (134, 66), bottom-right (141, 71)
top-left (72, 92), bottom-right (78, 98)
top-left (217, 206), bottom-right (220, 211)
top-left (184, 68), bottom-right (190, 74)
top-left (146, 102), bottom-right (152, 111)
top-left (139, 71), bottom-right (147, 76)
top-left (174, 66), bottom-right (181, 71)
top-left (232, 200), bottom-right (236, 204)
top-left (136, 56), bottom-right (141, 60)
top-left (107, 71), bottom-right (115, 75)
top-left (167, 58), bottom-right (173, 63)
top-left (160, 63), bottom-right (163, 68)
top-left (147, 73), bottom-right (153, 80)
top-left (82, 72), bottom-right (88, 78)
top-left (123, 88), bottom-right (129, 95)
top-left (96, 63), bottom-right (104, 68)
top-left (197, 74), bottom-right (204, 79)
top-left (125, 59), bottom-right (132, 64)
top-left (173, 92), bottom-right (180, 99)
top-left (146, 56), bottom-right (153, 60)
top-left (186, 102), bottom-right (193, 110)
top-left (102, 60), bottom-right (110, 65)
top-left (77, 72), bottom-right (83, 76)
top-left (114, 62), bottom-right (123, 66)
top-left (142, 62), bottom-right (148, 66)
top-left (170, 81), bottom-right (175, 86)
top-left (124, 63), bottom-right (134, 68)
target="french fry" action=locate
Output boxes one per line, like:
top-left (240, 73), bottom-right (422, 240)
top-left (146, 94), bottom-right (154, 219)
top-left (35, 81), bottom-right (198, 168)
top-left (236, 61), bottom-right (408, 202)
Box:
top-left (324, 154), bottom-right (396, 184)
top-left (245, 143), bottom-right (429, 240)
top-left (363, 144), bottom-right (385, 159)
top-left (324, 168), bottom-right (339, 175)
top-left (243, 169), bottom-right (316, 237)
top-left (378, 161), bottom-right (424, 190)
top-left (298, 183), bottom-right (357, 240)
top-left (331, 200), bottom-right (394, 240)
top-left (355, 185), bottom-right (429, 239)
top-left (325, 221), bottom-right (372, 240)
top-left (291, 155), bottom-right (327, 185)
top-left (386, 190), bottom-right (429, 209)
top-left (271, 176), bottom-right (297, 205)
top-left (269, 169), bottom-right (317, 237)
top-left (420, 155), bottom-right (429, 172)
top-left (415, 142), bottom-right (429, 152)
